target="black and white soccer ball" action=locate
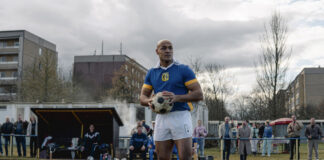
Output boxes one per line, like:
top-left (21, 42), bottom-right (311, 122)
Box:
top-left (151, 92), bottom-right (173, 114)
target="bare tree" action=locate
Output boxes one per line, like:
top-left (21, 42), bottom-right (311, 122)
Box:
top-left (107, 59), bottom-right (145, 103)
top-left (187, 55), bottom-right (203, 77)
top-left (256, 11), bottom-right (291, 119)
top-left (202, 64), bottom-right (234, 120)
top-left (20, 49), bottom-right (65, 102)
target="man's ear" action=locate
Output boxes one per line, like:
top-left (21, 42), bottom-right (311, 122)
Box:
top-left (155, 49), bottom-right (159, 55)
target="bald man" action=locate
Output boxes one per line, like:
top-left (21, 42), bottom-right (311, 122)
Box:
top-left (140, 40), bottom-right (203, 160)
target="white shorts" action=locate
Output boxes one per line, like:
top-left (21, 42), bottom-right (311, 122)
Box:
top-left (154, 110), bottom-right (192, 141)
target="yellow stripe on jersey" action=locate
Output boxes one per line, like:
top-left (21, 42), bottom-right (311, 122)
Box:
top-left (185, 78), bottom-right (198, 86)
top-left (142, 84), bottom-right (153, 90)
top-left (188, 102), bottom-right (194, 111)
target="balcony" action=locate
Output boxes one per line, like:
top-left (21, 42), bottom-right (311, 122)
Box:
top-left (0, 47), bottom-right (19, 53)
top-left (0, 93), bottom-right (16, 101)
top-left (0, 61), bottom-right (18, 69)
top-left (0, 77), bottom-right (18, 85)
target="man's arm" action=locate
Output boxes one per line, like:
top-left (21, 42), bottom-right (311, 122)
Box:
top-left (140, 87), bottom-right (153, 106)
top-left (164, 82), bottom-right (203, 103)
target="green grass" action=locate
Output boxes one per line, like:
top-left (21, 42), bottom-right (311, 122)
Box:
top-left (2, 143), bottom-right (324, 160)
top-left (204, 143), bottom-right (324, 160)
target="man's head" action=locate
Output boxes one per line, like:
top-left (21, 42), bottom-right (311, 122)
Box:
top-left (156, 40), bottom-right (173, 63)
top-left (310, 118), bottom-right (315, 125)
top-left (243, 120), bottom-right (248, 126)
top-left (89, 124), bottom-right (95, 132)
top-left (30, 116), bottom-right (35, 122)
top-left (198, 120), bottom-right (202, 126)
top-left (152, 121), bottom-right (155, 129)
top-left (292, 115), bottom-right (296, 121)
top-left (137, 126), bottom-right (143, 134)
top-left (137, 121), bottom-right (142, 127)
top-left (225, 116), bottom-right (230, 123)
top-left (6, 117), bottom-right (10, 122)
top-left (265, 120), bottom-right (269, 126)
top-left (252, 123), bottom-right (256, 128)
top-left (18, 114), bottom-right (22, 121)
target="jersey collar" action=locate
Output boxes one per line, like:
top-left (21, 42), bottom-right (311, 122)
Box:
top-left (154, 59), bottom-right (179, 70)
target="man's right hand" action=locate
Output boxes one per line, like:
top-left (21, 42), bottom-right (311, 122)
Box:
top-left (308, 136), bottom-right (312, 139)
top-left (129, 146), bottom-right (134, 151)
top-left (81, 146), bottom-right (85, 152)
top-left (148, 145), bottom-right (152, 149)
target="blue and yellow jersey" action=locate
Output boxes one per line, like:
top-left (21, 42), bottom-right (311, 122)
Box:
top-left (143, 61), bottom-right (198, 112)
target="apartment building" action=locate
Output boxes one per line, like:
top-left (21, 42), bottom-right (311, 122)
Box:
top-left (73, 55), bottom-right (147, 102)
top-left (0, 30), bottom-right (57, 102)
top-left (285, 67), bottom-right (324, 115)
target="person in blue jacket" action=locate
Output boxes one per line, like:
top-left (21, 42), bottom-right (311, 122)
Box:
top-left (148, 122), bottom-right (156, 160)
top-left (262, 120), bottom-right (273, 157)
top-left (129, 126), bottom-right (148, 160)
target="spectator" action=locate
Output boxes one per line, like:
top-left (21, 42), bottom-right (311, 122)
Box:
top-left (258, 123), bottom-right (264, 138)
top-left (129, 126), bottom-right (148, 160)
top-left (142, 120), bottom-right (152, 137)
top-left (148, 122), bottom-right (156, 160)
top-left (287, 115), bottom-right (303, 160)
top-left (250, 123), bottom-right (259, 156)
top-left (193, 119), bottom-right (207, 157)
top-left (131, 121), bottom-right (148, 135)
top-left (1, 117), bottom-right (13, 156)
top-left (262, 120), bottom-right (272, 157)
top-left (13, 115), bottom-right (29, 157)
top-left (305, 118), bottom-right (324, 160)
top-left (219, 116), bottom-right (234, 160)
top-left (0, 122), bottom-right (2, 156)
top-left (81, 124), bottom-right (100, 158)
top-left (27, 116), bottom-right (38, 157)
top-left (238, 120), bottom-right (251, 160)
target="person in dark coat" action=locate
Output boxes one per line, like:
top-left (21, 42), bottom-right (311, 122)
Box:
top-left (305, 118), bottom-right (324, 160)
top-left (81, 124), bottom-right (100, 157)
top-left (13, 115), bottom-right (29, 157)
top-left (129, 126), bottom-right (148, 160)
top-left (238, 120), bottom-right (251, 160)
top-left (0, 122), bottom-right (3, 155)
top-left (1, 117), bottom-right (13, 156)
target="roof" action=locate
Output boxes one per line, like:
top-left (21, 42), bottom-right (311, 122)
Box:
top-left (31, 107), bottom-right (123, 126)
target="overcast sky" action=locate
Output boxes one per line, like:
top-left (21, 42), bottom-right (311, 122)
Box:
top-left (1, 0), bottom-right (324, 98)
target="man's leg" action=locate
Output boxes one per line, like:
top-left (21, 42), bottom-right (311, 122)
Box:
top-left (308, 140), bottom-right (312, 160)
top-left (0, 135), bottom-right (3, 154)
top-left (156, 140), bottom-right (174, 160)
top-left (290, 139), bottom-right (295, 160)
top-left (297, 138), bottom-right (300, 160)
top-left (141, 149), bottom-right (147, 160)
top-left (129, 148), bottom-right (134, 160)
top-left (267, 139), bottom-right (271, 156)
top-left (314, 140), bottom-right (319, 160)
top-left (4, 136), bottom-right (9, 156)
top-left (22, 137), bottom-right (26, 156)
top-left (174, 138), bottom-right (192, 160)
top-left (149, 149), bottom-right (154, 160)
top-left (262, 139), bottom-right (267, 156)
top-left (200, 138), bottom-right (205, 157)
top-left (16, 137), bottom-right (22, 156)
top-left (225, 140), bottom-right (231, 160)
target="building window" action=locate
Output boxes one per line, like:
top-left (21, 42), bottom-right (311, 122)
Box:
top-left (13, 56), bottom-right (18, 62)
top-left (14, 41), bottom-right (19, 47)
top-left (12, 71), bottom-right (18, 77)
top-left (39, 48), bottom-right (42, 56)
top-left (0, 72), bottom-right (5, 77)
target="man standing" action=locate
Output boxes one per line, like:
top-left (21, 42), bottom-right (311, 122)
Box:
top-left (1, 117), bottom-right (13, 156)
top-left (262, 120), bottom-right (272, 157)
top-left (140, 40), bottom-right (203, 160)
top-left (129, 126), bottom-right (148, 160)
top-left (287, 115), bottom-right (303, 160)
top-left (193, 120), bottom-right (207, 157)
top-left (238, 120), bottom-right (251, 160)
top-left (219, 117), bottom-right (234, 160)
top-left (305, 118), bottom-right (324, 160)
top-left (27, 116), bottom-right (38, 157)
top-left (13, 115), bottom-right (29, 157)
top-left (250, 123), bottom-right (259, 156)
top-left (81, 124), bottom-right (100, 158)
top-left (148, 121), bottom-right (156, 160)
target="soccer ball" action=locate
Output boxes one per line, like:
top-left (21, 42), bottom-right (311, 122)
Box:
top-left (151, 92), bottom-right (173, 114)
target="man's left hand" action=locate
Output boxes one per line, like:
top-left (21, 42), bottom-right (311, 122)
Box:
top-left (162, 91), bottom-right (178, 103)
top-left (141, 146), bottom-right (146, 151)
